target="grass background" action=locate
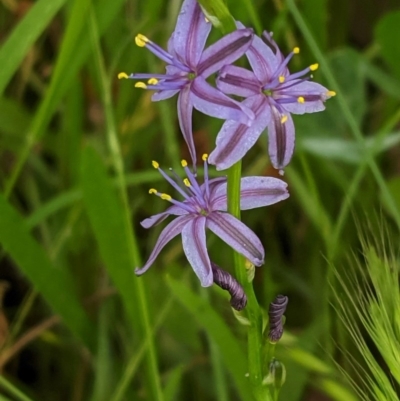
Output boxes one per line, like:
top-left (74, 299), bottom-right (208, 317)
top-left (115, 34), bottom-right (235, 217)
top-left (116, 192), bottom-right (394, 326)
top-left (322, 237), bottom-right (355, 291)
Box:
top-left (0, 0), bottom-right (400, 400)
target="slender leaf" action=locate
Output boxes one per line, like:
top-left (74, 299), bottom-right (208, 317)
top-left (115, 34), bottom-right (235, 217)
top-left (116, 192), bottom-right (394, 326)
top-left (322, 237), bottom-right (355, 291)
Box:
top-left (0, 0), bottom-right (67, 96)
top-left (0, 195), bottom-right (95, 349)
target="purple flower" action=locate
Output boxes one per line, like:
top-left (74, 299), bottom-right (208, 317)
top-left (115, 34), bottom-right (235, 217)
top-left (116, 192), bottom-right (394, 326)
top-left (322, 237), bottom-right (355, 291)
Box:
top-left (118, 0), bottom-right (255, 166)
top-left (135, 155), bottom-right (289, 287)
top-left (208, 30), bottom-right (336, 173)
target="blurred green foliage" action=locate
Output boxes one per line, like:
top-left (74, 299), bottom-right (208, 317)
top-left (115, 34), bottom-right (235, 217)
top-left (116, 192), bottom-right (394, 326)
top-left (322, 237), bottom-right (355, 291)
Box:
top-left (0, 0), bottom-right (400, 400)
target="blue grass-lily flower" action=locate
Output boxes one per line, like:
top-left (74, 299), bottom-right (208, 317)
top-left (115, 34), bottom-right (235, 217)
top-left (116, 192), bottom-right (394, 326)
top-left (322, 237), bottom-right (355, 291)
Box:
top-left (135, 155), bottom-right (289, 287)
top-left (208, 29), bottom-right (336, 173)
top-left (119, 0), bottom-right (255, 166)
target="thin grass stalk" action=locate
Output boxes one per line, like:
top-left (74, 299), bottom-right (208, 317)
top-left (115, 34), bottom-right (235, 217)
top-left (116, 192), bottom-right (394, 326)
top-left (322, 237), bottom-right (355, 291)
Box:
top-left (0, 376), bottom-right (36, 401)
top-left (89, 12), bottom-right (164, 401)
top-left (286, 0), bottom-right (400, 231)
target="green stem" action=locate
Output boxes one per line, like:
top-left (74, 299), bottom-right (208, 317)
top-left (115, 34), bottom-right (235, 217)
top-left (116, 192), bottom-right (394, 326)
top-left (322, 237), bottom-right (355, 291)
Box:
top-left (227, 161), bottom-right (267, 401)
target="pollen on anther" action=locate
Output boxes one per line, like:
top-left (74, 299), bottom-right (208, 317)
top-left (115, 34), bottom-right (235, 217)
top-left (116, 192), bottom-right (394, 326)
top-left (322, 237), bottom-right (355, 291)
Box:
top-left (149, 188), bottom-right (157, 194)
top-left (309, 63), bottom-right (319, 71)
top-left (293, 47), bottom-right (300, 54)
top-left (278, 76), bottom-right (285, 83)
top-left (135, 82), bottom-right (147, 89)
top-left (202, 154), bottom-right (208, 161)
top-left (327, 90), bottom-right (336, 97)
top-left (135, 34), bottom-right (148, 47)
top-left (181, 159), bottom-right (188, 167)
top-left (160, 193), bottom-right (172, 201)
top-left (148, 78), bottom-right (158, 85)
top-left (118, 72), bottom-right (129, 79)
top-left (183, 178), bottom-right (191, 187)
top-left (297, 96), bottom-right (305, 103)
top-left (152, 160), bottom-right (159, 169)
top-left (280, 115), bottom-right (288, 124)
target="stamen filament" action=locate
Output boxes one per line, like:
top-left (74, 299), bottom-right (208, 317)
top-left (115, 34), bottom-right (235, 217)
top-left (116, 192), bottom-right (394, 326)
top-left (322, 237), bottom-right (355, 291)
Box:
top-left (153, 161), bottom-right (190, 200)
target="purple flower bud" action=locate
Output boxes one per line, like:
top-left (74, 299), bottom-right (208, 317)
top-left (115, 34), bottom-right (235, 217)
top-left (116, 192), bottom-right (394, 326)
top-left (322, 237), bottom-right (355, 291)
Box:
top-left (211, 262), bottom-right (247, 310)
top-left (268, 294), bottom-right (288, 342)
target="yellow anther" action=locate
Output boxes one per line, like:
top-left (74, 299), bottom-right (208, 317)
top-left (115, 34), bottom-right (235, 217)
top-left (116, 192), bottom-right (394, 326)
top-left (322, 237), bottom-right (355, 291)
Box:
top-left (297, 96), bottom-right (305, 103)
top-left (181, 159), bottom-right (188, 167)
top-left (118, 72), bottom-right (129, 79)
top-left (309, 63), bottom-right (319, 71)
top-left (183, 178), bottom-right (191, 187)
top-left (161, 193), bottom-right (172, 201)
top-left (278, 76), bottom-right (285, 83)
top-left (149, 188), bottom-right (157, 194)
top-left (327, 90), bottom-right (336, 97)
top-left (135, 34), bottom-right (148, 47)
top-left (148, 78), bottom-right (159, 85)
top-left (293, 47), bottom-right (300, 54)
top-left (135, 82), bottom-right (147, 89)
top-left (152, 160), bottom-right (159, 169)
top-left (280, 115), bottom-right (288, 124)
top-left (202, 154), bottom-right (208, 161)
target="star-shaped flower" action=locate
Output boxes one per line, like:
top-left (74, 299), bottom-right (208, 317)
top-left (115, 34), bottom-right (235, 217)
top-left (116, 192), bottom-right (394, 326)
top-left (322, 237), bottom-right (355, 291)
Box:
top-left (119, 0), bottom-right (255, 166)
top-left (135, 155), bottom-right (289, 287)
top-left (208, 30), bottom-right (336, 173)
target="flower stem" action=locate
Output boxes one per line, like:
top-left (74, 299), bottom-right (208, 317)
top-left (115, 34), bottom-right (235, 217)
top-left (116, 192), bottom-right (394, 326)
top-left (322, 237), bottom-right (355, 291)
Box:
top-left (227, 161), bottom-right (269, 401)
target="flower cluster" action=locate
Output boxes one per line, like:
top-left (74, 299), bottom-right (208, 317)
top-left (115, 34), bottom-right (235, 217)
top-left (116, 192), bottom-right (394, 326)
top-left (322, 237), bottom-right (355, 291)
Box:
top-left (119, 0), bottom-right (333, 308)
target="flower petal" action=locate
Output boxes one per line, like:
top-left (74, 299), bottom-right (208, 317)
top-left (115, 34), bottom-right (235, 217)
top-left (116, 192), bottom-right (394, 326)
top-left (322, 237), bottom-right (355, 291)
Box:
top-left (152, 89), bottom-right (180, 101)
top-left (216, 65), bottom-right (261, 97)
top-left (135, 214), bottom-right (193, 275)
top-left (208, 94), bottom-right (270, 170)
top-left (173, 0), bottom-right (211, 68)
top-left (268, 106), bottom-right (295, 171)
top-left (278, 80), bottom-right (329, 114)
top-left (181, 216), bottom-right (213, 287)
top-left (197, 29), bottom-right (254, 77)
top-left (191, 76), bottom-right (254, 125)
top-left (211, 176), bottom-right (289, 211)
top-left (207, 211), bottom-right (264, 266)
top-left (178, 84), bottom-right (197, 166)
top-left (245, 30), bottom-right (279, 83)
top-left (141, 206), bottom-right (189, 229)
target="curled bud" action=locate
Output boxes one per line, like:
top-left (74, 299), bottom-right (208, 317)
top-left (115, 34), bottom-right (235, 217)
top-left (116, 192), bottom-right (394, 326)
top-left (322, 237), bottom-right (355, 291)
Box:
top-left (211, 262), bottom-right (247, 311)
top-left (268, 295), bottom-right (288, 342)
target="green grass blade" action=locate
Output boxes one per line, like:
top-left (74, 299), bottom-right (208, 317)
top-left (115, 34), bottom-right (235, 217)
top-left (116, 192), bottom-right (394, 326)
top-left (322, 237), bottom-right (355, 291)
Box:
top-left (164, 365), bottom-right (185, 401)
top-left (4, 0), bottom-right (92, 197)
top-left (286, 0), bottom-right (400, 230)
top-left (80, 146), bottom-right (163, 401)
top-left (166, 276), bottom-right (252, 401)
top-left (0, 0), bottom-right (66, 96)
top-left (0, 194), bottom-right (95, 349)
top-left (0, 376), bottom-right (37, 401)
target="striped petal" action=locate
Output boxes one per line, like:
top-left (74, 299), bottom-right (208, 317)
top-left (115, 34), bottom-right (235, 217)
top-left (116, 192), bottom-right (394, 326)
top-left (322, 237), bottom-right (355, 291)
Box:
top-left (207, 212), bottom-right (264, 266)
top-left (173, 0), bottom-right (211, 68)
top-left (197, 29), bottom-right (254, 77)
top-left (216, 65), bottom-right (261, 97)
top-left (191, 76), bottom-right (254, 125)
top-left (135, 215), bottom-right (192, 275)
top-left (141, 206), bottom-right (189, 229)
top-left (268, 106), bottom-right (295, 171)
top-left (208, 94), bottom-right (269, 170)
top-left (178, 84), bottom-right (197, 166)
top-left (211, 176), bottom-right (289, 211)
top-left (182, 216), bottom-right (213, 287)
